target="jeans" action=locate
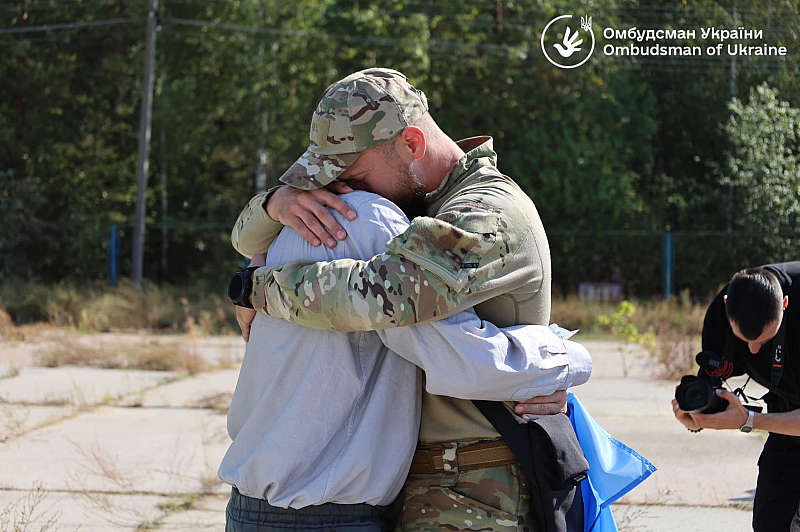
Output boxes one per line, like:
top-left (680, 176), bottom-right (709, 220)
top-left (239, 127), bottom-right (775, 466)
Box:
top-left (226, 487), bottom-right (390, 532)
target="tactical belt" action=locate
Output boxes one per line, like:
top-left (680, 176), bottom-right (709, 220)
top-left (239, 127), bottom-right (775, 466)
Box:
top-left (408, 440), bottom-right (517, 475)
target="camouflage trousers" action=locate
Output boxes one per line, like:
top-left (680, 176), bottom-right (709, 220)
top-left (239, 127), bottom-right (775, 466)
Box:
top-left (393, 444), bottom-right (535, 532)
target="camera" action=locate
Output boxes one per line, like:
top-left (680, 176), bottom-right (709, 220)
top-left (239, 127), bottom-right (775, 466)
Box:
top-left (675, 375), bottom-right (728, 414)
top-left (674, 350), bottom-right (733, 414)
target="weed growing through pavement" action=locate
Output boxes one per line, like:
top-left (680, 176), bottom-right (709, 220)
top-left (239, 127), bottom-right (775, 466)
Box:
top-left (68, 441), bottom-right (143, 491)
top-left (67, 416), bottom-right (229, 526)
top-left (191, 392), bottom-right (233, 415)
top-left (0, 405), bottom-right (30, 443)
top-left (0, 365), bottom-right (19, 380)
top-left (0, 482), bottom-right (60, 532)
top-left (615, 487), bottom-right (672, 532)
top-left (158, 494), bottom-right (197, 514)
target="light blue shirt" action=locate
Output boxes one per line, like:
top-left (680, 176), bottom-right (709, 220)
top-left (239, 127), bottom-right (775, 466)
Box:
top-left (219, 191), bottom-right (592, 508)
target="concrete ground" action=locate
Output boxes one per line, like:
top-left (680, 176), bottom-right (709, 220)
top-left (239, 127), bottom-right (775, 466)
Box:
top-left (0, 333), bottom-right (766, 531)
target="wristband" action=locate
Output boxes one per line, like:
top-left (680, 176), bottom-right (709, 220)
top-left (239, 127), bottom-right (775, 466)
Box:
top-left (228, 266), bottom-right (258, 308)
top-left (739, 409), bottom-right (755, 433)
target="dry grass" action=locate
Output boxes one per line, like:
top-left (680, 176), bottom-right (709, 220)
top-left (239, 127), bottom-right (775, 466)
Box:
top-left (69, 441), bottom-right (140, 491)
top-left (70, 488), bottom-right (159, 530)
top-left (649, 332), bottom-right (700, 380)
top-left (0, 365), bottom-right (19, 380)
top-left (6, 281), bottom-right (710, 378)
top-left (67, 443), bottom-right (168, 530)
top-left (157, 494), bottom-right (197, 514)
top-left (0, 405), bottom-right (29, 443)
top-left (0, 482), bottom-right (60, 532)
top-left (551, 295), bottom-right (616, 332)
top-left (1, 281), bottom-right (237, 335)
top-left (616, 487), bottom-right (673, 532)
top-left (67, 425), bottom-right (226, 528)
top-left (0, 304), bottom-right (23, 342)
top-left (551, 292), bottom-right (707, 337)
top-left (553, 293), bottom-right (707, 379)
top-left (191, 392), bottom-right (233, 414)
top-left (37, 337), bottom-right (205, 375)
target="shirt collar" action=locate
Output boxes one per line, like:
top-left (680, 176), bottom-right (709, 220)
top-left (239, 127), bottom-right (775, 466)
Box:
top-left (425, 136), bottom-right (497, 206)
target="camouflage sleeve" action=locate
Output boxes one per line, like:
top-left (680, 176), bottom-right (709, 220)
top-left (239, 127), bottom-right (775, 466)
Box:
top-left (231, 186), bottom-right (285, 259)
top-left (252, 197), bottom-right (539, 331)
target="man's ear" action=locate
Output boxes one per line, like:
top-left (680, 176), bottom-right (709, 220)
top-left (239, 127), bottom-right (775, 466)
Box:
top-left (723, 294), bottom-right (727, 304)
top-left (398, 126), bottom-right (426, 161)
top-left (784, 295), bottom-right (789, 309)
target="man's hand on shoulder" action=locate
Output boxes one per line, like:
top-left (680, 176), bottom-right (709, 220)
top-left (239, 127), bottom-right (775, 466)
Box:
top-left (515, 390), bottom-right (568, 421)
top-left (265, 183), bottom-right (357, 248)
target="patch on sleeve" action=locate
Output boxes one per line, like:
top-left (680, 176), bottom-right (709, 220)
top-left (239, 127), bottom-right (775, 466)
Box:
top-left (386, 209), bottom-right (499, 291)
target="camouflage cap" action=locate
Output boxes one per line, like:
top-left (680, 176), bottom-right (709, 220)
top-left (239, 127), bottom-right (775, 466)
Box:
top-left (279, 68), bottom-right (429, 190)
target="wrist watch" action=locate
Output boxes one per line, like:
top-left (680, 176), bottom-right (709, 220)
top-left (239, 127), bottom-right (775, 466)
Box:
top-left (228, 266), bottom-right (258, 308)
top-left (739, 409), bottom-right (755, 433)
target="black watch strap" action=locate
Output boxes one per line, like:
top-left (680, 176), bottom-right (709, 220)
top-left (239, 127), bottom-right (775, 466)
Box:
top-left (228, 266), bottom-right (258, 308)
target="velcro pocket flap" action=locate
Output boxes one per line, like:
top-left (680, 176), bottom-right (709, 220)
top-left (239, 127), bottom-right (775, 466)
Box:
top-left (386, 211), bottom-right (499, 291)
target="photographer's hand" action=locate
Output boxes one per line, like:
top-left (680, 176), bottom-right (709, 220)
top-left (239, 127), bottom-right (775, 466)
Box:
top-left (692, 389), bottom-right (749, 430)
top-left (671, 397), bottom-right (703, 431)
top-left (672, 389), bottom-right (748, 431)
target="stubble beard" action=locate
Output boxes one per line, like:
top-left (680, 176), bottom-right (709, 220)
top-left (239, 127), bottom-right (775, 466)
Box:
top-left (393, 163), bottom-right (428, 221)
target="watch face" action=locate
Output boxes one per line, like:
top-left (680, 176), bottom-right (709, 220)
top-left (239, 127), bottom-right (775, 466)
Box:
top-left (228, 274), bottom-right (244, 302)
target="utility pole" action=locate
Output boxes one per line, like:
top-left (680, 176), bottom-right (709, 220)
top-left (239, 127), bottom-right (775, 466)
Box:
top-left (160, 129), bottom-right (168, 280)
top-left (132, 0), bottom-right (159, 289)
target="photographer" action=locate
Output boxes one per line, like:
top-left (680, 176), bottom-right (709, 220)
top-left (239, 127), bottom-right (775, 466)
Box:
top-left (672, 263), bottom-right (800, 532)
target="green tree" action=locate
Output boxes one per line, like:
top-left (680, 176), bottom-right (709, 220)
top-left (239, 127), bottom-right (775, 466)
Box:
top-left (724, 83), bottom-right (800, 236)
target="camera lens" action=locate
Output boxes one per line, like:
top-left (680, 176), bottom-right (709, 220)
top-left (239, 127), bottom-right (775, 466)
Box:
top-left (676, 375), bottom-right (713, 413)
top-left (680, 380), bottom-right (709, 411)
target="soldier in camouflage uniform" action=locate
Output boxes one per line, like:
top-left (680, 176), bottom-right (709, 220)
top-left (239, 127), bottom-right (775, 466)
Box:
top-left (232, 68), bottom-right (562, 532)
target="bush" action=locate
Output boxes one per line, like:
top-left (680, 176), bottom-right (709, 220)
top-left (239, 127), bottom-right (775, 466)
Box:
top-left (552, 293), bottom-right (707, 379)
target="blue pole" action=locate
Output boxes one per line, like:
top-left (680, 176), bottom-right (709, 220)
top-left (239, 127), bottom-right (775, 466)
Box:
top-left (108, 224), bottom-right (118, 286)
top-left (662, 231), bottom-right (674, 300)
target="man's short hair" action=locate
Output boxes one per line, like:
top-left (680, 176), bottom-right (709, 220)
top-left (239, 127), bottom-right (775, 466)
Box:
top-left (725, 268), bottom-right (783, 340)
top-left (370, 136), bottom-right (400, 162)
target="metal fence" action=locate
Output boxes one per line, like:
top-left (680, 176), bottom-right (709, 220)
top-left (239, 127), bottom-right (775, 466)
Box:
top-left (99, 224), bottom-right (800, 300)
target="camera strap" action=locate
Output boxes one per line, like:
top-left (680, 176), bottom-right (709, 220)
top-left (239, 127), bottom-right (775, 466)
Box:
top-left (722, 317), bottom-right (787, 403)
top-left (770, 318), bottom-right (787, 389)
top-left (731, 377), bottom-right (763, 411)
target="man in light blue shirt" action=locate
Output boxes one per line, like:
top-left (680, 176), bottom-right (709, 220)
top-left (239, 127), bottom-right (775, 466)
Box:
top-left (220, 191), bottom-right (592, 531)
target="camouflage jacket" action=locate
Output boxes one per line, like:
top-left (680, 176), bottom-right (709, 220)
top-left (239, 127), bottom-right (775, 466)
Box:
top-left (231, 136), bottom-right (551, 332)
